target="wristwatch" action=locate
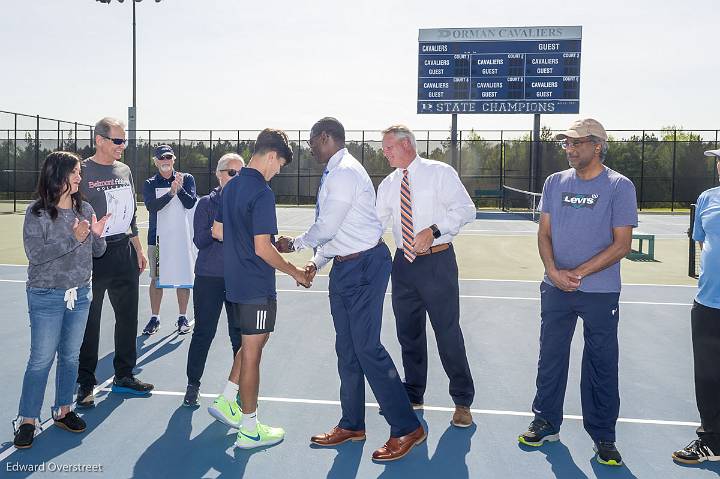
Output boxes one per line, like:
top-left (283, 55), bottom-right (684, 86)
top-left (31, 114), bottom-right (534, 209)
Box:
top-left (430, 224), bottom-right (441, 239)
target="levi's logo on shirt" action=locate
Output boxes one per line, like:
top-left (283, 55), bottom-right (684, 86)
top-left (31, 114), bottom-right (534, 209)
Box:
top-left (562, 192), bottom-right (599, 209)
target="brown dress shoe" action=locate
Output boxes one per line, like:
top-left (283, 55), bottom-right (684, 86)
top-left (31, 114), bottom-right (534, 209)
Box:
top-left (310, 426), bottom-right (366, 446)
top-left (452, 405), bottom-right (473, 427)
top-left (372, 426), bottom-right (426, 462)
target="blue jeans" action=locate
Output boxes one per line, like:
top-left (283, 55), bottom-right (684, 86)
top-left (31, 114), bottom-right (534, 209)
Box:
top-left (18, 286), bottom-right (92, 420)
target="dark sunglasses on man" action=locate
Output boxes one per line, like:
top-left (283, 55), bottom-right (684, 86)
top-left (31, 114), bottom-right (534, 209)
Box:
top-left (100, 134), bottom-right (127, 146)
top-left (219, 168), bottom-right (237, 177)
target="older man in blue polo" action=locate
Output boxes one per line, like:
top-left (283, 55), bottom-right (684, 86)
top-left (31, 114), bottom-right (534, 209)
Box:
top-left (518, 118), bottom-right (637, 467)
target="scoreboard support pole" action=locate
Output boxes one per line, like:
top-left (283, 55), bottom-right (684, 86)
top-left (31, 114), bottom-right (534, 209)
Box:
top-left (450, 114), bottom-right (458, 169)
top-left (531, 113), bottom-right (541, 192)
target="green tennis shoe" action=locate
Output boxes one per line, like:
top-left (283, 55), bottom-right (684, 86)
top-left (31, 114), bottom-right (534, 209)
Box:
top-left (235, 423), bottom-right (285, 449)
top-left (207, 395), bottom-right (242, 428)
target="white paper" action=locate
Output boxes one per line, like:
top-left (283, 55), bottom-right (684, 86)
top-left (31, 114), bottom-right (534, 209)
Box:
top-left (155, 187), bottom-right (197, 288)
top-left (102, 185), bottom-right (135, 237)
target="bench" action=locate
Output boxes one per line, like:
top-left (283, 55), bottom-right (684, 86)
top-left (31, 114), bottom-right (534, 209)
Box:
top-left (626, 233), bottom-right (655, 261)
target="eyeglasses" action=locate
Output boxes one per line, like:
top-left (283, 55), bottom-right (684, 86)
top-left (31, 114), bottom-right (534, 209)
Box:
top-left (219, 168), bottom-right (237, 177)
top-left (305, 132), bottom-right (323, 148)
top-left (560, 138), bottom-right (594, 150)
top-left (100, 134), bottom-right (127, 146)
top-left (159, 154), bottom-right (174, 160)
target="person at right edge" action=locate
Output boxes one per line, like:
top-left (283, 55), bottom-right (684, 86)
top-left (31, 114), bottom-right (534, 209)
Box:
top-left (672, 148), bottom-right (720, 465)
top-left (518, 118), bottom-right (637, 467)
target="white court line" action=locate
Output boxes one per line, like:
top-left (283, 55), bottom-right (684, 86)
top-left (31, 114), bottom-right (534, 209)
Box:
top-left (452, 278), bottom-right (697, 288)
top-left (0, 274), bottom-right (697, 290)
top-left (99, 389), bottom-right (701, 428)
top-left (0, 319), bottom-right (195, 463)
top-left (275, 289), bottom-right (692, 306)
top-left (0, 264), bottom-right (697, 289)
top-left (0, 281), bottom-right (692, 306)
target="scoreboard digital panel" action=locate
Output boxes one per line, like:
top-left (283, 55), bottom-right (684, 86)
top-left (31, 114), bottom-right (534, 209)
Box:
top-left (418, 26), bottom-right (582, 114)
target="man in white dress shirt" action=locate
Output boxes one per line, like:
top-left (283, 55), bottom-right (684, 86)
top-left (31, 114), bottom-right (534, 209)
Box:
top-left (277, 117), bottom-right (425, 462)
top-left (376, 124), bottom-right (476, 427)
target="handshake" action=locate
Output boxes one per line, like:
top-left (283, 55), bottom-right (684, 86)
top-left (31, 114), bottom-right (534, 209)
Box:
top-left (276, 235), bottom-right (316, 289)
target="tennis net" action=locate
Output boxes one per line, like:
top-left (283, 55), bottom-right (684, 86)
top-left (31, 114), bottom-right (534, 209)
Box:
top-left (501, 185), bottom-right (542, 222)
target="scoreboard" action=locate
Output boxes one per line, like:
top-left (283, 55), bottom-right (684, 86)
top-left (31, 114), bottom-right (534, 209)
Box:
top-left (418, 26), bottom-right (582, 114)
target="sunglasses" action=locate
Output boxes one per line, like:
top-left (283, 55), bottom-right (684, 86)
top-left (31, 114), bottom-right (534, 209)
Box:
top-left (219, 168), bottom-right (237, 176)
top-left (100, 134), bottom-right (127, 146)
top-left (158, 154), bottom-right (174, 160)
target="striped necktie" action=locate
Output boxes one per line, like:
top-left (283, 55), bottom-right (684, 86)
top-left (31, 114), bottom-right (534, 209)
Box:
top-left (400, 169), bottom-right (416, 263)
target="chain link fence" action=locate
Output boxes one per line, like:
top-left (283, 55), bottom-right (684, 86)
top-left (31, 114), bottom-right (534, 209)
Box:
top-left (1, 110), bottom-right (718, 213)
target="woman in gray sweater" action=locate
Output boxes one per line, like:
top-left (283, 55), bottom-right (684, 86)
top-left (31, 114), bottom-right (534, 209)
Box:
top-left (13, 151), bottom-right (109, 449)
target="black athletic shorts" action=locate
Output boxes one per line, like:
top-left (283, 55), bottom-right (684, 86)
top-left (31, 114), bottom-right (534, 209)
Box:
top-left (230, 299), bottom-right (277, 335)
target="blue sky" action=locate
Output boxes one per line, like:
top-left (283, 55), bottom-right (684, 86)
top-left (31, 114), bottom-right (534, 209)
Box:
top-left (1, 0), bottom-right (717, 133)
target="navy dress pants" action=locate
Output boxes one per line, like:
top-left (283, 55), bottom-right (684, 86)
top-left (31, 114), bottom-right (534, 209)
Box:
top-left (329, 242), bottom-right (420, 438)
top-left (532, 282), bottom-right (620, 442)
top-left (391, 245), bottom-right (474, 407)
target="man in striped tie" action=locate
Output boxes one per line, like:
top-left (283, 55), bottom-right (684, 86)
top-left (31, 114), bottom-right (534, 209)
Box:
top-left (376, 124), bottom-right (477, 428)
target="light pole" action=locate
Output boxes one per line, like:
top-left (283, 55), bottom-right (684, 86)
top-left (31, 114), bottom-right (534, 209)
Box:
top-left (96, 0), bottom-right (162, 172)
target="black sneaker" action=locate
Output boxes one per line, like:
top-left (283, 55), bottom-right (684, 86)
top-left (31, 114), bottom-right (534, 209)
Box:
top-left (13, 421), bottom-right (37, 449)
top-left (112, 376), bottom-right (154, 395)
top-left (76, 384), bottom-right (95, 409)
top-left (177, 316), bottom-right (191, 335)
top-left (143, 316), bottom-right (160, 335)
top-left (673, 439), bottom-right (720, 464)
top-left (518, 418), bottom-right (560, 446)
top-left (183, 384), bottom-right (200, 407)
top-left (594, 441), bottom-right (623, 466)
top-left (54, 411), bottom-right (86, 433)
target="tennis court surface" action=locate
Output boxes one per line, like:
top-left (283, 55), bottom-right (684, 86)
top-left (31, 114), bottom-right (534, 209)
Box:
top-left (1, 209), bottom-right (716, 478)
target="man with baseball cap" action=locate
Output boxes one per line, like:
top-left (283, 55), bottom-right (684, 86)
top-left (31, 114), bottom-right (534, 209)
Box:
top-left (142, 144), bottom-right (197, 335)
top-left (672, 148), bottom-right (720, 465)
top-left (518, 118), bottom-right (637, 467)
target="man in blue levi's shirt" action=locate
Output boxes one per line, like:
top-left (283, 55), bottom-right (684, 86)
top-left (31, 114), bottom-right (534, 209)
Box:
top-left (672, 149), bottom-right (720, 465)
top-left (210, 129), bottom-right (308, 450)
top-left (518, 119), bottom-right (637, 467)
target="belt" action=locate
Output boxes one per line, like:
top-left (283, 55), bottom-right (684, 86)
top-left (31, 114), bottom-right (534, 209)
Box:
top-left (334, 238), bottom-right (384, 263)
top-left (105, 234), bottom-right (130, 245)
top-left (414, 242), bottom-right (451, 256)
